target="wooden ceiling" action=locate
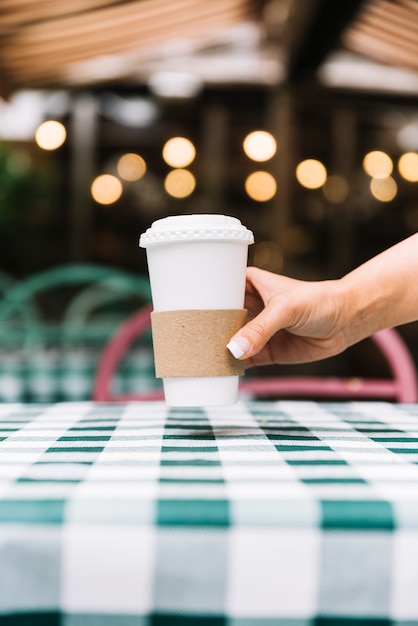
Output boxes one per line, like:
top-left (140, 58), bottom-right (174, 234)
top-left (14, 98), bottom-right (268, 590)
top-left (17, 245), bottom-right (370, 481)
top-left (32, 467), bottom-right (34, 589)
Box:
top-left (0, 0), bottom-right (417, 98)
top-left (343, 0), bottom-right (418, 72)
top-left (0, 0), bottom-right (271, 95)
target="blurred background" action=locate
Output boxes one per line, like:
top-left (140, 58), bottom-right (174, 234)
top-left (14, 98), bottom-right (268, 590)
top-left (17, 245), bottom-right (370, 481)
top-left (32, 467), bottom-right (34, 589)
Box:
top-left (0, 0), bottom-right (417, 401)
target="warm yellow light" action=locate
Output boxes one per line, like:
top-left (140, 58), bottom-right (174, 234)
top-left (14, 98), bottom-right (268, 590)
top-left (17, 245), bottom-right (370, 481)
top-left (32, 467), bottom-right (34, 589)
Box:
top-left (91, 174), bottom-right (123, 204)
top-left (245, 171), bottom-right (277, 202)
top-left (243, 131), bottom-right (277, 162)
top-left (363, 150), bottom-right (393, 179)
top-left (164, 169), bottom-right (196, 198)
top-left (296, 159), bottom-right (327, 189)
top-left (398, 152), bottom-right (418, 182)
top-left (370, 176), bottom-right (397, 202)
top-left (117, 153), bottom-right (146, 181)
top-left (162, 137), bottom-right (196, 168)
top-left (35, 120), bottom-right (66, 150)
top-left (322, 175), bottom-right (349, 203)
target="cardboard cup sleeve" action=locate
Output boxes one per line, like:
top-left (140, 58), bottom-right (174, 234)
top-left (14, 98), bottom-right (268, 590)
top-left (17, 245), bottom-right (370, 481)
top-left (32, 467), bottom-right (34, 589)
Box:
top-left (151, 309), bottom-right (248, 378)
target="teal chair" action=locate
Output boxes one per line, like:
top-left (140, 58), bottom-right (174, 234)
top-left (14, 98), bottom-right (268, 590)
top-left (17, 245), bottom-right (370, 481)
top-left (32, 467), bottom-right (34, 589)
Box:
top-left (0, 264), bottom-right (152, 401)
top-left (0, 264), bottom-right (151, 344)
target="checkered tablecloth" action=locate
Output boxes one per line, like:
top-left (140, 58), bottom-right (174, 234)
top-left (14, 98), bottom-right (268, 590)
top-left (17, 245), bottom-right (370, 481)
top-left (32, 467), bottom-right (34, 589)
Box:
top-left (1, 400), bottom-right (418, 625)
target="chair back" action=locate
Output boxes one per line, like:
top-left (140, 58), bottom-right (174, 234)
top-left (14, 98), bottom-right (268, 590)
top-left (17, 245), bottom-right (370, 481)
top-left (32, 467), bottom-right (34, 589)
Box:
top-left (239, 329), bottom-right (418, 403)
top-left (93, 305), bottom-right (163, 401)
top-left (0, 264), bottom-right (152, 402)
top-left (93, 307), bottom-right (418, 403)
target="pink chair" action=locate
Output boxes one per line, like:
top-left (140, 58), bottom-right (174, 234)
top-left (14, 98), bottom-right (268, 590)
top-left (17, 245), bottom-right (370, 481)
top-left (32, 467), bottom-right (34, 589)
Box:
top-left (93, 304), bottom-right (163, 402)
top-left (239, 326), bottom-right (418, 402)
top-left (93, 305), bottom-right (418, 403)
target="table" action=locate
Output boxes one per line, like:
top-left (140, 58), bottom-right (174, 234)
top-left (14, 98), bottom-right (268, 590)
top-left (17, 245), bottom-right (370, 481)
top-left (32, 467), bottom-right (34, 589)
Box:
top-left (1, 400), bottom-right (418, 625)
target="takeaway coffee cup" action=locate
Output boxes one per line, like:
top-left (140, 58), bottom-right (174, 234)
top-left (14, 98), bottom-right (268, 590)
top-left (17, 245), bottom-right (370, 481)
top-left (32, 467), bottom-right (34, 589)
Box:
top-left (139, 214), bottom-right (254, 406)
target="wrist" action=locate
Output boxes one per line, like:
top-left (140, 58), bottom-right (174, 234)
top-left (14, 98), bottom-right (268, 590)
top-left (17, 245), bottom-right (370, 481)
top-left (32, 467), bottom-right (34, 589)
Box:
top-left (338, 268), bottom-right (390, 345)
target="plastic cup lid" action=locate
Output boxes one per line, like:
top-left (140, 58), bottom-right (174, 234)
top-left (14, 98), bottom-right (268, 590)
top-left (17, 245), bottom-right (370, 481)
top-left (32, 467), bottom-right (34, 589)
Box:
top-left (139, 214), bottom-right (254, 247)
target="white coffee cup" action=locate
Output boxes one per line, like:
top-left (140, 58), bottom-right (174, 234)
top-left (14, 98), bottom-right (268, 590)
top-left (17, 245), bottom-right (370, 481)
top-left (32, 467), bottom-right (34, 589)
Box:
top-left (139, 214), bottom-right (254, 406)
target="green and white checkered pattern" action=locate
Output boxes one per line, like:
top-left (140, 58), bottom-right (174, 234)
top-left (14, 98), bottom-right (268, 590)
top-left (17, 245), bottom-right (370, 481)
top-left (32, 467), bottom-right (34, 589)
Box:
top-left (0, 345), bottom-right (160, 402)
top-left (1, 400), bottom-right (418, 625)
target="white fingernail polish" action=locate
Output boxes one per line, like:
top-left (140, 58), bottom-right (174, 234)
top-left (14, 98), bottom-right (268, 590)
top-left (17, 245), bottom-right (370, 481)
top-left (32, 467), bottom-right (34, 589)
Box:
top-left (226, 336), bottom-right (251, 359)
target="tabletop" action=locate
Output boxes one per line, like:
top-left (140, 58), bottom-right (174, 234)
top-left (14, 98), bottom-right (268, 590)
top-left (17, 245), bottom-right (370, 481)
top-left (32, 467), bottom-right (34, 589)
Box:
top-left (1, 400), bottom-right (418, 625)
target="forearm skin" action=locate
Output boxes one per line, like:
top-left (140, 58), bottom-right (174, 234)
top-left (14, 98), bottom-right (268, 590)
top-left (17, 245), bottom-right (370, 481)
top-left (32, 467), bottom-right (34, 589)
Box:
top-left (339, 233), bottom-right (418, 346)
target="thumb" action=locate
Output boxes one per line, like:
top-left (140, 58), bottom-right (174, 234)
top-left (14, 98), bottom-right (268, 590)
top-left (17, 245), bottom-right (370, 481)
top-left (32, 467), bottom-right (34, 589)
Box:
top-left (226, 305), bottom-right (281, 360)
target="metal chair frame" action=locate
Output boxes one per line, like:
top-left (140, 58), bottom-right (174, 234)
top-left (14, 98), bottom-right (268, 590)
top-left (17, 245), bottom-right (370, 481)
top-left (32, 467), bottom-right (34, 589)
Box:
top-left (93, 305), bottom-right (418, 403)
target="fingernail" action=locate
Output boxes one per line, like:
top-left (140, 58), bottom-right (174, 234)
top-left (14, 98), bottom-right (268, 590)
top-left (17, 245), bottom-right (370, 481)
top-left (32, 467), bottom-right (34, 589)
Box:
top-left (226, 336), bottom-right (251, 359)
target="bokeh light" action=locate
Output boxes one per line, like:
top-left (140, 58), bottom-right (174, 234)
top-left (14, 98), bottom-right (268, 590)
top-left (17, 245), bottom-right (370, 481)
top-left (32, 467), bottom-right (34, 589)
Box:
top-left (245, 171), bottom-right (277, 201)
top-left (162, 137), bottom-right (196, 168)
top-left (91, 174), bottom-right (123, 204)
top-left (398, 152), bottom-right (418, 182)
top-left (243, 131), bottom-right (277, 162)
top-left (35, 120), bottom-right (66, 150)
top-left (252, 241), bottom-right (283, 272)
top-left (296, 159), bottom-right (327, 189)
top-left (164, 169), bottom-right (196, 198)
top-left (370, 176), bottom-right (397, 202)
top-left (322, 174), bottom-right (349, 203)
top-left (362, 150), bottom-right (393, 178)
top-left (117, 153), bottom-right (146, 181)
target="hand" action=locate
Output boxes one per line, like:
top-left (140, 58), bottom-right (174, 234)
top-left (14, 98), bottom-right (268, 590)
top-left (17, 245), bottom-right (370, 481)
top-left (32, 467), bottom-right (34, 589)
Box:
top-left (228, 234), bottom-right (418, 367)
top-left (227, 266), bottom-right (350, 367)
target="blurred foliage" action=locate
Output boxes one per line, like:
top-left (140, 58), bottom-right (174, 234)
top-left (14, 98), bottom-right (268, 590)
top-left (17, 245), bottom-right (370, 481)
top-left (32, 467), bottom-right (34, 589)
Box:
top-left (0, 141), bottom-right (59, 228)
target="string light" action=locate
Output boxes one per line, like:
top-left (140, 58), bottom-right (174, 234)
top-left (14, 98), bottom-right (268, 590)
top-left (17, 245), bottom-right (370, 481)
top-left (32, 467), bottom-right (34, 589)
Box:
top-left (35, 120), bottom-right (66, 150)
top-left (245, 171), bottom-right (277, 201)
top-left (363, 151), bottom-right (393, 179)
top-left (296, 159), bottom-right (327, 189)
top-left (243, 131), bottom-right (277, 162)
top-left (91, 174), bottom-right (122, 204)
top-left (117, 153), bottom-right (146, 181)
top-left (398, 152), bottom-right (418, 182)
top-left (164, 169), bottom-right (196, 198)
top-left (162, 137), bottom-right (196, 168)
top-left (370, 176), bottom-right (397, 202)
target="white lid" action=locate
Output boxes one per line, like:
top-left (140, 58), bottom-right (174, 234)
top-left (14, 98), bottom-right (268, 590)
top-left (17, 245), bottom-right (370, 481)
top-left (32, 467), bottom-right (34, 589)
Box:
top-left (139, 214), bottom-right (254, 247)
